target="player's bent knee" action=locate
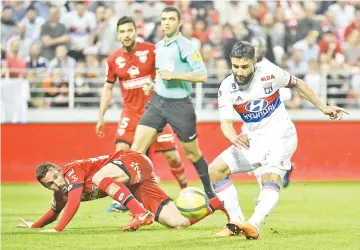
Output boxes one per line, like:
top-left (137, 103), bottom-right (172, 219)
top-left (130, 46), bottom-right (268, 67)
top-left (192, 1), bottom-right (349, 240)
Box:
top-left (261, 172), bottom-right (281, 186)
top-left (115, 142), bottom-right (131, 152)
top-left (208, 158), bottom-right (231, 183)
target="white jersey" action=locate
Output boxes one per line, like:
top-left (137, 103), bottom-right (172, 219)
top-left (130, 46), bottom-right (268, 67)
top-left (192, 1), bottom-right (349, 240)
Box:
top-left (218, 58), bottom-right (297, 133)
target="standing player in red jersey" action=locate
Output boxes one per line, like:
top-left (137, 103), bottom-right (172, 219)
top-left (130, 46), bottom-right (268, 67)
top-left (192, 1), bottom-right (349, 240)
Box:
top-left (95, 16), bottom-right (188, 196)
top-left (16, 151), bottom-right (224, 232)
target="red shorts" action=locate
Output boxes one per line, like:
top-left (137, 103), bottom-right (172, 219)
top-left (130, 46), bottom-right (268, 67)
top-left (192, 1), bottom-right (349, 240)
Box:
top-left (115, 151), bottom-right (170, 219)
top-left (116, 109), bottom-right (176, 152)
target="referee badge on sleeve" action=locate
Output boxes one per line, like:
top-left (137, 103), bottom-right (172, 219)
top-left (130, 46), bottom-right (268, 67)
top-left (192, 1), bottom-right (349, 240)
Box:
top-left (191, 51), bottom-right (202, 62)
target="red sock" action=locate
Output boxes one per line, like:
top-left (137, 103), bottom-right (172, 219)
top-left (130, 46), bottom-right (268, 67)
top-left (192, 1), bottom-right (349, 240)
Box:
top-left (98, 177), bottom-right (146, 214)
top-left (188, 197), bottom-right (224, 225)
top-left (188, 208), bottom-right (212, 225)
top-left (170, 162), bottom-right (187, 189)
top-left (208, 197), bottom-right (224, 211)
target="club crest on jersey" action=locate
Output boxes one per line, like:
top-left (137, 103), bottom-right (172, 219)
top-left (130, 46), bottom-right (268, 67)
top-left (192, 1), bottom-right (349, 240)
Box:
top-left (127, 65), bottom-right (140, 78)
top-left (115, 56), bottom-right (126, 68)
top-left (245, 99), bottom-right (268, 112)
top-left (135, 50), bottom-right (149, 63)
top-left (263, 82), bottom-right (273, 94)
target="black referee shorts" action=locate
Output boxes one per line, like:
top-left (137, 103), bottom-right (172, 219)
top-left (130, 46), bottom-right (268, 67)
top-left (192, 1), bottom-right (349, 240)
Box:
top-left (139, 93), bottom-right (197, 142)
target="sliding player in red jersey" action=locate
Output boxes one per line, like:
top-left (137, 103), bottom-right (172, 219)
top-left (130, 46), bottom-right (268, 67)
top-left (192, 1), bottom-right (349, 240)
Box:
top-left (96, 16), bottom-right (188, 200)
top-left (16, 151), bottom-right (224, 232)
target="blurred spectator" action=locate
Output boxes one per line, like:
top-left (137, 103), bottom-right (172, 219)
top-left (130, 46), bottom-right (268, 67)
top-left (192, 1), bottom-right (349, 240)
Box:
top-left (318, 29), bottom-right (345, 63)
top-left (48, 45), bottom-right (76, 75)
top-left (7, 22), bottom-right (32, 58)
top-left (193, 19), bottom-right (208, 44)
top-left (344, 8), bottom-right (360, 42)
top-left (218, 0), bottom-right (250, 26)
top-left (182, 22), bottom-right (201, 51)
top-left (5, 38), bottom-right (26, 78)
top-left (201, 43), bottom-right (216, 72)
top-left (93, 6), bottom-right (119, 56)
top-left (147, 22), bottom-right (164, 44)
top-left (292, 30), bottom-right (320, 61)
top-left (26, 69), bottom-right (45, 108)
top-left (33, 1), bottom-right (51, 20)
top-left (10, 1), bottom-right (28, 22)
top-left (286, 48), bottom-right (309, 79)
top-left (73, 61), bottom-right (96, 107)
top-left (61, 1), bottom-right (97, 61)
top-left (342, 29), bottom-right (360, 65)
top-left (40, 5), bottom-right (70, 61)
top-left (321, 10), bottom-right (342, 42)
top-left (21, 5), bottom-right (45, 42)
top-left (1, 5), bottom-right (17, 44)
top-left (223, 22), bottom-right (251, 67)
top-left (263, 12), bottom-right (285, 50)
top-left (222, 23), bottom-right (233, 40)
top-left (87, 1), bottom-right (114, 13)
top-left (328, 1), bottom-right (355, 34)
top-left (26, 43), bottom-right (49, 72)
top-left (302, 60), bottom-right (323, 108)
top-left (244, 2), bottom-right (265, 38)
top-left (204, 24), bottom-right (224, 59)
top-left (142, 1), bottom-right (167, 23)
top-left (295, 2), bottom-right (322, 42)
top-left (132, 4), bottom-right (146, 39)
top-left (42, 68), bottom-right (69, 107)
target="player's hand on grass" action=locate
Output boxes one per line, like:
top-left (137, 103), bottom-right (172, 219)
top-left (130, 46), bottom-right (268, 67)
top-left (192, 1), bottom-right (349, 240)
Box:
top-left (157, 69), bottom-right (174, 80)
top-left (231, 133), bottom-right (250, 150)
top-left (143, 81), bottom-right (154, 95)
top-left (16, 218), bottom-right (34, 228)
top-left (321, 106), bottom-right (349, 120)
top-left (41, 229), bottom-right (59, 233)
top-left (96, 118), bottom-right (105, 137)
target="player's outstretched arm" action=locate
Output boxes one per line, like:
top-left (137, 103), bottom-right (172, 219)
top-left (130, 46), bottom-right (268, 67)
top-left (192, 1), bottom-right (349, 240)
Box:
top-left (96, 82), bottom-right (114, 137)
top-left (50, 187), bottom-right (83, 232)
top-left (17, 209), bottom-right (60, 229)
top-left (294, 79), bottom-right (349, 120)
top-left (221, 119), bottom-right (250, 149)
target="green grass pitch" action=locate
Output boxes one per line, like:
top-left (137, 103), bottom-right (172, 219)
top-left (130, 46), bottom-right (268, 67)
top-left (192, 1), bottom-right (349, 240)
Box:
top-left (2, 182), bottom-right (360, 250)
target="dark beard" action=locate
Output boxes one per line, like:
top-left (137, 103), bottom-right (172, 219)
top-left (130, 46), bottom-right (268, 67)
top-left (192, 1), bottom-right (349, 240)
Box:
top-left (233, 70), bottom-right (255, 86)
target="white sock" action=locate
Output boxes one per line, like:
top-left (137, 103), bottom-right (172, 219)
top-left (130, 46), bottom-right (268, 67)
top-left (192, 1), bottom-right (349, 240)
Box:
top-left (248, 182), bottom-right (280, 229)
top-left (213, 177), bottom-right (245, 223)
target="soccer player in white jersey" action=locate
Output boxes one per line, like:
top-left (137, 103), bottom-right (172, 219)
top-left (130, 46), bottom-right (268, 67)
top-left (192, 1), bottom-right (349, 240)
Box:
top-left (208, 41), bottom-right (348, 239)
top-left (251, 36), bottom-right (294, 189)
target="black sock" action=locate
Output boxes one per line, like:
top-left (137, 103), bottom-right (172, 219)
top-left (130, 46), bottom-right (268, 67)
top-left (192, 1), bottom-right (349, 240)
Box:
top-left (193, 156), bottom-right (216, 199)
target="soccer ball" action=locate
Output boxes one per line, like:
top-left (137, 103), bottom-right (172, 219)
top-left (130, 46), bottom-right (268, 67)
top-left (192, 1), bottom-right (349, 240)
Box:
top-left (175, 187), bottom-right (209, 219)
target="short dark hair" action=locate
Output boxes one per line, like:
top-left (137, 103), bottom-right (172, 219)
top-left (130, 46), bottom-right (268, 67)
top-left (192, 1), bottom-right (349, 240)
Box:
top-left (26, 5), bottom-right (37, 12)
top-left (162, 6), bottom-right (181, 20)
top-left (230, 41), bottom-right (255, 60)
top-left (36, 162), bottom-right (59, 186)
top-left (117, 16), bottom-right (136, 29)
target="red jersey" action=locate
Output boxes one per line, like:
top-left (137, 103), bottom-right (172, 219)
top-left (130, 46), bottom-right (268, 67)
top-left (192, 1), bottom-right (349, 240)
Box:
top-left (52, 151), bottom-right (134, 211)
top-left (106, 42), bottom-right (156, 114)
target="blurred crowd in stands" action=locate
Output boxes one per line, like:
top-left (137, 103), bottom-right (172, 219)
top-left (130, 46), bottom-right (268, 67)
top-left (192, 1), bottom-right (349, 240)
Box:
top-left (1, 0), bottom-right (359, 109)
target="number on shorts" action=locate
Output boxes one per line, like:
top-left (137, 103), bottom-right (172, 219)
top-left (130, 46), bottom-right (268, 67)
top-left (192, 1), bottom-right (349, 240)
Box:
top-left (120, 117), bottom-right (130, 129)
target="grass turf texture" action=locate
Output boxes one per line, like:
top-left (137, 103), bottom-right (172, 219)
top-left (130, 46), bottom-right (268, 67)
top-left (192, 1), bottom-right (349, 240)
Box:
top-left (2, 182), bottom-right (360, 250)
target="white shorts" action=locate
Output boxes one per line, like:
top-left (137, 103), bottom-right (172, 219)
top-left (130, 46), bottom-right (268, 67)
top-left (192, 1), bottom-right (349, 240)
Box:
top-left (218, 126), bottom-right (297, 179)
